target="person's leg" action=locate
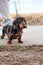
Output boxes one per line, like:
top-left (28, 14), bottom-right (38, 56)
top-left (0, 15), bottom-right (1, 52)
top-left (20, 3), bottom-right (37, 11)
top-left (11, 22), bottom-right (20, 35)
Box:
top-left (0, 0), bottom-right (13, 26)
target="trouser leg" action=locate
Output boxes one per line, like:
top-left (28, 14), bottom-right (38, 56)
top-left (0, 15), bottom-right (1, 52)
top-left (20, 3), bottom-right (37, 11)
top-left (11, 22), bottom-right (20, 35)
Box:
top-left (0, 0), bottom-right (13, 26)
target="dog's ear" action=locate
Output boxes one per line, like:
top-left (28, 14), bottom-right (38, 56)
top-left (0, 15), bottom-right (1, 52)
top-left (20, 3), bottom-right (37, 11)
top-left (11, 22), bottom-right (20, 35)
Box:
top-left (13, 18), bottom-right (18, 25)
top-left (13, 17), bottom-right (20, 25)
top-left (23, 17), bottom-right (27, 25)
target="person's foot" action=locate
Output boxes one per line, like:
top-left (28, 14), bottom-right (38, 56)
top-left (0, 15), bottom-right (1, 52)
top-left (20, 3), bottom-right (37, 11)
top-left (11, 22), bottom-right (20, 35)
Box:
top-left (7, 40), bottom-right (12, 44)
top-left (18, 39), bottom-right (23, 43)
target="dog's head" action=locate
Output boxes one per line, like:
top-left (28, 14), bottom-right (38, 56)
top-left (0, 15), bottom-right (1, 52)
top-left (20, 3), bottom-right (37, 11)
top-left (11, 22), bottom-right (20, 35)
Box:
top-left (13, 17), bottom-right (27, 29)
top-left (17, 17), bottom-right (27, 29)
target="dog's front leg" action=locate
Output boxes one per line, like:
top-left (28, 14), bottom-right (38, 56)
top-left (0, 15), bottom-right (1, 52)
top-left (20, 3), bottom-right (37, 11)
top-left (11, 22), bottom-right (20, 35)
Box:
top-left (18, 32), bottom-right (23, 43)
top-left (18, 36), bottom-right (23, 43)
top-left (18, 30), bottom-right (23, 43)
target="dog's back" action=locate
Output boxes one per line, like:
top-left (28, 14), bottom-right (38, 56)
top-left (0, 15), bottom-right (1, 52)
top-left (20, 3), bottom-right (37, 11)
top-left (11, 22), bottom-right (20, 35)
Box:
top-left (2, 25), bottom-right (17, 38)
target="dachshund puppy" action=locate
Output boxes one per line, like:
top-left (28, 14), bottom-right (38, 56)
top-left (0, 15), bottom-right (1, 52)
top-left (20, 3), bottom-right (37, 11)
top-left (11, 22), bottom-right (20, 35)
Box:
top-left (1, 17), bottom-right (27, 44)
top-left (12, 17), bottom-right (27, 43)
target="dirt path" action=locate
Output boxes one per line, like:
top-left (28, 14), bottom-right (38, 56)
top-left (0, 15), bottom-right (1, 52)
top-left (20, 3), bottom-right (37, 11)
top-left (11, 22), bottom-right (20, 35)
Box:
top-left (0, 45), bottom-right (43, 65)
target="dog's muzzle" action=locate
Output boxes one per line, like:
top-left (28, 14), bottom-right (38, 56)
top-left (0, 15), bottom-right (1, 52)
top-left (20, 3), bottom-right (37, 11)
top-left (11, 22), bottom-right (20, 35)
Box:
top-left (22, 21), bottom-right (27, 28)
top-left (23, 25), bottom-right (27, 28)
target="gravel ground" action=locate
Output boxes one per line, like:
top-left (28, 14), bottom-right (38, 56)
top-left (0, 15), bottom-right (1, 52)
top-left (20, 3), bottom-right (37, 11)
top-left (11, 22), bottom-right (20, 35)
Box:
top-left (0, 45), bottom-right (43, 65)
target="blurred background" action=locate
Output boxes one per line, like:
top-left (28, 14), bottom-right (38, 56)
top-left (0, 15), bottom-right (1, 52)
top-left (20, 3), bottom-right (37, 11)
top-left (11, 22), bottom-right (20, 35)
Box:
top-left (9, 0), bottom-right (43, 25)
top-left (0, 0), bottom-right (43, 25)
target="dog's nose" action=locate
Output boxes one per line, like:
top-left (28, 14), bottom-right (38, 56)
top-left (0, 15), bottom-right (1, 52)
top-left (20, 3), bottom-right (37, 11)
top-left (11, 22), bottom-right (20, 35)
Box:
top-left (23, 25), bottom-right (27, 28)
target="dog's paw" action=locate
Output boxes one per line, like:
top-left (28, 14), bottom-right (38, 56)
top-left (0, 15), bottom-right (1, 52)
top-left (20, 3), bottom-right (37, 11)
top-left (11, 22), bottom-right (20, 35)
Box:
top-left (7, 40), bottom-right (12, 44)
top-left (18, 39), bottom-right (23, 43)
top-left (1, 36), bottom-right (4, 39)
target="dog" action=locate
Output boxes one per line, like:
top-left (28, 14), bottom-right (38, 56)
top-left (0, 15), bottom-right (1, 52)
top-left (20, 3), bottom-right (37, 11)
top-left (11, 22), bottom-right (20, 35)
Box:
top-left (1, 17), bottom-right (27, 44)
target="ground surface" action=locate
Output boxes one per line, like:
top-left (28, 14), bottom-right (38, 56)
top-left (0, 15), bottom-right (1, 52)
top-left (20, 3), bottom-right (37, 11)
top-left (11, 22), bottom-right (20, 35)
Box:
top-left (0, 25), bottom-right (43, 65)
top-left (0, 45), bottom-right (43, 65)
